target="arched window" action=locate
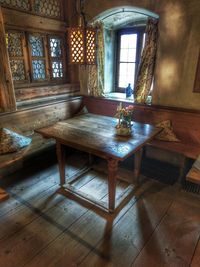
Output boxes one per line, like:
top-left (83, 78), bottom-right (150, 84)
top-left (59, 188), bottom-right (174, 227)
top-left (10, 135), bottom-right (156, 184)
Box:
top-left (92, 7), bottom-right (159, 100)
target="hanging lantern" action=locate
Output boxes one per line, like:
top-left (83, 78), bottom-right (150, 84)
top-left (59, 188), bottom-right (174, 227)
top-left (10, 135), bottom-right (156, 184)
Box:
top-left (68, 0), bottom-right (96, 65)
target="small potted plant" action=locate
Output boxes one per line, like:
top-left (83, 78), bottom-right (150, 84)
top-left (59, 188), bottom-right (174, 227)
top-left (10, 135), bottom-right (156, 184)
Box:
top-left (115, 103), bottom-right (134, 136)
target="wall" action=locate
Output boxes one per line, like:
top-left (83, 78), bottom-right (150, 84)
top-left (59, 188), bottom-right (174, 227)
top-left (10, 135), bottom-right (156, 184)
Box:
top-left (85, 0), bottom-right (200, 110)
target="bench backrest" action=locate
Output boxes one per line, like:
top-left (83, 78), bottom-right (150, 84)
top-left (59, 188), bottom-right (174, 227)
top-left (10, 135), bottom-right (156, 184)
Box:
top-left (0, 97), bottom-right (83, 134)
top-left (83, 96), bottom-right (200, 145)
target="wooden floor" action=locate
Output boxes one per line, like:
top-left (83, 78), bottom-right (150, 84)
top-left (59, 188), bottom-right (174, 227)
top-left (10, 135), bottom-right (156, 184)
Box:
top-left (0, 152), bottom-right (200, 267)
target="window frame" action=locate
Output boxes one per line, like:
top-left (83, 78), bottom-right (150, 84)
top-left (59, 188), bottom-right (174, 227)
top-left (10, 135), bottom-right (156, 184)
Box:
top-left (115, 26), bottom-right (146, 93)
top-left (6, 28), bottom-right (67, 88)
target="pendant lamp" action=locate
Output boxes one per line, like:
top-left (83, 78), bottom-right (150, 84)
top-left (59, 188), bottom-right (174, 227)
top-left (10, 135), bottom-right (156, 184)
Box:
top-left (68, 0), bottom-right (96, 65)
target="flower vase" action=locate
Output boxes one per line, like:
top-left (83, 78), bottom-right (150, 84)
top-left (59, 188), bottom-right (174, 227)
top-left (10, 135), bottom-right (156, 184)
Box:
top-left (115, 103), bottom-right (134, 136)
top-left (116, 115), bottom-right (132, 136)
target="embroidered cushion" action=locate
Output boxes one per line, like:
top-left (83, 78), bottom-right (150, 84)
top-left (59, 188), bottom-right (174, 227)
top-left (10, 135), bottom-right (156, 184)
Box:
top-left (0, 128), bottom-right (32, 155)
top-left (155, 120), bottom-right (180, 142)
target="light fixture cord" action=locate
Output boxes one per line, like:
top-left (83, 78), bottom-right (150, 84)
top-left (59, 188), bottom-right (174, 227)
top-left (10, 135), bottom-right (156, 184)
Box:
top-left (76, 0), bottom-right (86, 27)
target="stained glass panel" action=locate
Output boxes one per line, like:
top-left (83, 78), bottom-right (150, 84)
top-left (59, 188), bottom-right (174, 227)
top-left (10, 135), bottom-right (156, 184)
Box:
top-left (52, 61), bottom-right (63, 78)
top-left (10, 60), bottom-right (26, 81)
top-left (0, 0), bottom-right (30, 11)
top-left (32, 60), bottom-right (46, 80)
top-left (50, 38), bottom-right (62, 57)
top-left (7, 32), bottom-right (23, 57)
top-left (34, 0), bottom-right (61, 18)
top-left (29, 35), bottom-right (44, 57)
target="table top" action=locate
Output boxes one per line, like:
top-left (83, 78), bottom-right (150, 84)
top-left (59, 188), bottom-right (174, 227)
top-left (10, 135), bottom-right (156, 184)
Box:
top-left (36, 113), bottom-right (160, 161)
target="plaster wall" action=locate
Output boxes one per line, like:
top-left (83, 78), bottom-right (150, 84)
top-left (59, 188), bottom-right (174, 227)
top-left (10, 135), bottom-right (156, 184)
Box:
top-left (85, 0), bottom-right (200, 110)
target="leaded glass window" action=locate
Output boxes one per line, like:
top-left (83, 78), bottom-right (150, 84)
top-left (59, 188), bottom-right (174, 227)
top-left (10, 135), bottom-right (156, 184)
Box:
top-left (52, 61), bottom-right (63, 78)
top-left (6, 31), bottom-right (27, 82)
top-left (32, 60), bottom-right (46, 80)
top-left (0, 0), bottom-right (30, 11)
top-left (0, 0), bottom-right (62, 18)
top-left (10, 60), bottom-right (26, 81)
top-left (49, 36), bottom-right (64, 79)
top-left (29, 35), bottom-right (44, 57)
top-left (29, 34), bottom-right (47, 81)
top-left (34, 0), bottom-right (61, 19)
top-left (7, 32), bottom-right (23, 57)
top-left (6, 30), bottom-right (66, 85)
top-left (50, 38), bottom-right (61, 57)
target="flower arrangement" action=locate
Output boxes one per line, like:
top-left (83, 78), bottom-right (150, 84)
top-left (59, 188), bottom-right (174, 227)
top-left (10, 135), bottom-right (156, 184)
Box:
top-left (115, 103), bottom-right (134, 136)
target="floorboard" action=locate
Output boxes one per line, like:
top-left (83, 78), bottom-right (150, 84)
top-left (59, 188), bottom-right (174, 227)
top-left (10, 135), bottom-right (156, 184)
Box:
top-left (132, 191), bottom-right (200, 267)
top-left (79, 183), bottom-right (175, 267)
top-left (0, 152), bottom-right (200, 267)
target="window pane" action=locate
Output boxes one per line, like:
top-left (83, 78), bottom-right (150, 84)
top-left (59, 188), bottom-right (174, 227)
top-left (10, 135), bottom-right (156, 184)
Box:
top-left (7, 32), bottom-right (23, 57)
top-left (120, 34), bottom-right (137, 49)
top-left (120, 48), bottom-right (136, 62)
top-left (29, 35), bottom-right (44, 57)
top-left (10, 60), bottom-right (26, 81)
top-left (118, 63), bottom-right (135, 88)
top-left (120, 49), bottom-right (128, 62)
top-left (50, 38), bottom-right (62, 57)
top-left (32, 60), bottom-right (46, 80)
top-left (127, 49), bottom-right (136, 62)
top-left (52, 61), bottom-right (63, 78)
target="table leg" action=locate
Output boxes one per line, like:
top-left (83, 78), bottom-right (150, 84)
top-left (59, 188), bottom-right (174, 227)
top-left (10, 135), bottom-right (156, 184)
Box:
top-left (134, 148), bottom-right (143, 184)
top-left (56, 142), bottom-right (66, 186)
top-left (108, 158), bottom-right (118, 212)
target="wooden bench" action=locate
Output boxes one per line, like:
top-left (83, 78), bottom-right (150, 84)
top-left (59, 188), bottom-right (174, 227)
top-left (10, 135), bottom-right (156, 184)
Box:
top-left (0, 96), bottom-right (83, 178)
top-left (83, 96), bottom-right (200, 184)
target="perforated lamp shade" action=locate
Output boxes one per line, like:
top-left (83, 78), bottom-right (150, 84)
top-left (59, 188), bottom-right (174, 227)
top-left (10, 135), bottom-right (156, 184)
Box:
top-left (68, 26), bottom-right (96, 65)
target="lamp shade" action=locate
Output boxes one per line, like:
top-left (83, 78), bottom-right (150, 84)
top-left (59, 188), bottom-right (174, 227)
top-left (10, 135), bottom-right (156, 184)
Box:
top-left (68, 26), bottom-right (96, 65)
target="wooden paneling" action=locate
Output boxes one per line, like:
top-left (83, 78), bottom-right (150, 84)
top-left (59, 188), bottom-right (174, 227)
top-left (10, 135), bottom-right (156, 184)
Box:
top-left (2, 8), bottom-right (66, 32)
top-left (0, 96), bottom-right (83, 133)
top-left (15, 83), bottom-right (80, 101)
top-left (0, 7), bottom-right (16, 112)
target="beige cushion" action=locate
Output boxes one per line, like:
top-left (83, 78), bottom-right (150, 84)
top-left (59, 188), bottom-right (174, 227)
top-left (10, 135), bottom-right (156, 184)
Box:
top-left (0, 128), bottom-right (32, 155)
top-left (75, 106), bottom-right (88, 116)
top-left (155, 120), bottom-right (180, 142)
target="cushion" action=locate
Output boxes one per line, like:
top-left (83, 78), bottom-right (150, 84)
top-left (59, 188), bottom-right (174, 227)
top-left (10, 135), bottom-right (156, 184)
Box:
top-left (76, 106), bottom-right (88, 116)
top-left (155, 120), bottom-right (180, 142)
top-left (0, 128), bottom-right (32, 155)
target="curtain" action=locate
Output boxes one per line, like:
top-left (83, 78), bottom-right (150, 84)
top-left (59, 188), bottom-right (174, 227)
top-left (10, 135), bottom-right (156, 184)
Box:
top-left (79, 22), bottom-right (105, 97)
top-left (134, 18), bottom-right (159, 103)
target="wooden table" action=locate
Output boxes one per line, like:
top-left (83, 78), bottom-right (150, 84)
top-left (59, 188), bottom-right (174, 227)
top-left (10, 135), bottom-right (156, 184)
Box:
top-left (36, 113), bottom-right (160, 212)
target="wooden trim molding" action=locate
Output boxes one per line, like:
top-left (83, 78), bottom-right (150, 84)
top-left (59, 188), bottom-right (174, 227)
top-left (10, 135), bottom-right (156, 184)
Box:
top-left (0, 7), bottom-right (16, 112)
top-left (193, 50), bottom-right (200, 93)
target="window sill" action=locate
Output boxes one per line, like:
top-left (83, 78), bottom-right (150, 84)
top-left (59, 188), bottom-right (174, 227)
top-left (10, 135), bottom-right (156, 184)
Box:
top-left (104, 92), bottom-right (134, 102)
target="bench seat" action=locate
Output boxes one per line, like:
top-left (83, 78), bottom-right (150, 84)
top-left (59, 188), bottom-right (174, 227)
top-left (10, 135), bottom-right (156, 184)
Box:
top-left (148, 140), bottom-right (200, 160)
top-left (0, 133), bottom-right (55, 171)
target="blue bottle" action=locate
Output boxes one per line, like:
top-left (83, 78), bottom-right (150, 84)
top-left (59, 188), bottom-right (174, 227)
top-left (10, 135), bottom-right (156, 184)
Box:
top-left (125, 83), bottom-right (133, 98)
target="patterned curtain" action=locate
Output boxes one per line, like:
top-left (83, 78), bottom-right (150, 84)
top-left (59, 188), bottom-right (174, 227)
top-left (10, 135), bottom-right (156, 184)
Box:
top-left (79, 22), bottom-right (105, 97)
top-left (134, 18), bottom-right (159, 103)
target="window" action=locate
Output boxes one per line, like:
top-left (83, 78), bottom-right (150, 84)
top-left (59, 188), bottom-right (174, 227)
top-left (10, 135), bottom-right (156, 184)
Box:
top-left (0, 0), bottom-right (62, 19)
top-left (115, 27), bottom-right (145, 93)
top-left (6, 30), bottom-right (66, 87)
